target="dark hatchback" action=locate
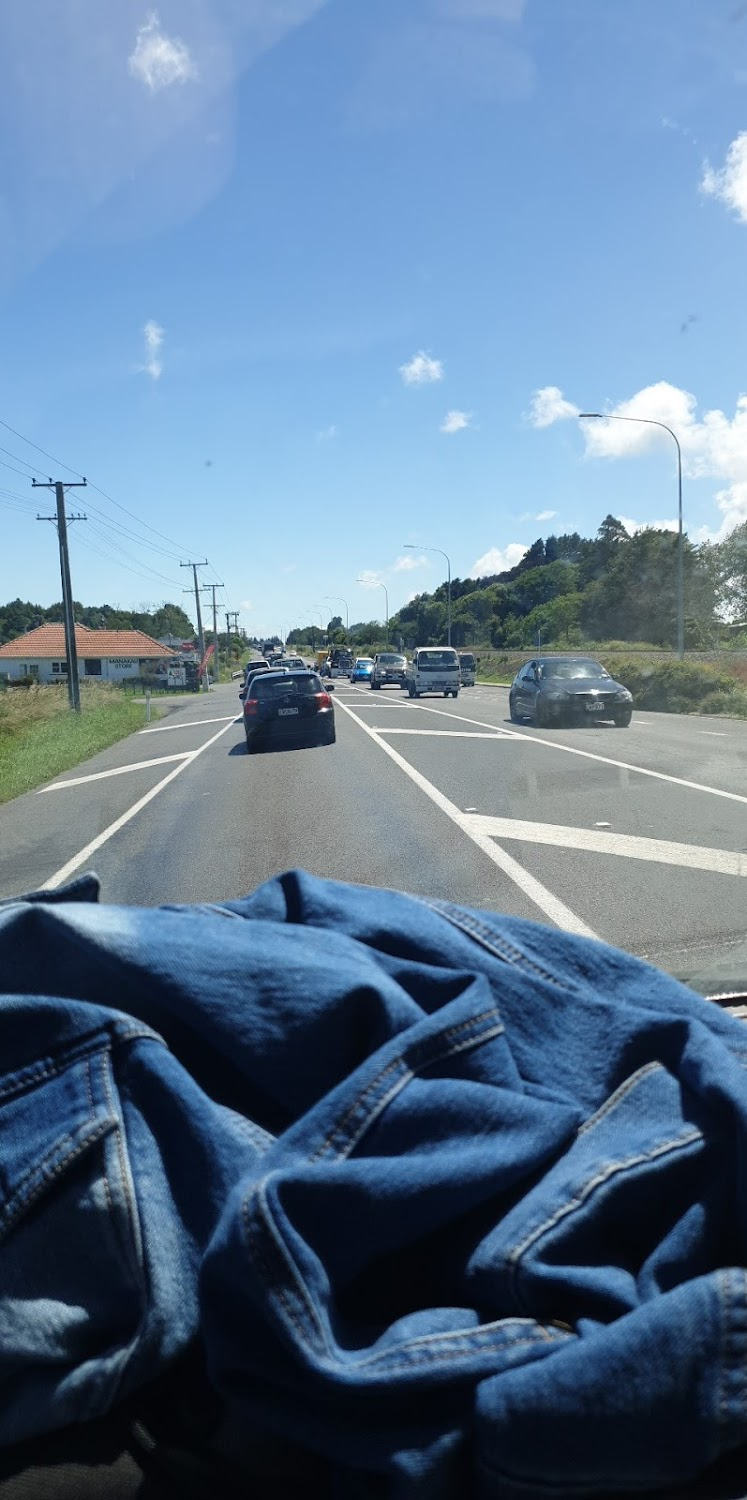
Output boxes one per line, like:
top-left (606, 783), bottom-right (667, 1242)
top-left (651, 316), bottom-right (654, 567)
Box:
top-left (509, 657), bottom-right (633, 728)
top-left (242, 670), bottom-right (336, 752)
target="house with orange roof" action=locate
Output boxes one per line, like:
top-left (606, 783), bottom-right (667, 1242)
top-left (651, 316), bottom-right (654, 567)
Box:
top-left (0, 623), bottom-right (178, 684)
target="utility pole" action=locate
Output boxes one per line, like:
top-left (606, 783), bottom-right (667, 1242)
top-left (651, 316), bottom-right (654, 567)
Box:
top-left (225, 609), bottom-right (239, 668)
top-left (181, 561), bottom-right (208, 690)
top-left (34, 478), bottom-right (87, 712)
top-left (200, 583), bottom-right (224, 687)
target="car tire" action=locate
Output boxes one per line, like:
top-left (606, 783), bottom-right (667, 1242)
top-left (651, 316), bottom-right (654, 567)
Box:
top-left (533, 701), bottom-right (547, 728)
top-left (509, 696), bottom-right (522, 723)
top-left (443, 690), bottom-right (449, 697)
top-left (614, 711), bottom-right (632, 727)
top-left (322, 724), bottom-right (336, 745)
top-left (452, 690), bottom-right (458, 699)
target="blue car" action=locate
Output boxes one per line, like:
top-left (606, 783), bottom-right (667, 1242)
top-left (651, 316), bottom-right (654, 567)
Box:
top-left (351, 657), bottom-right (374, 682)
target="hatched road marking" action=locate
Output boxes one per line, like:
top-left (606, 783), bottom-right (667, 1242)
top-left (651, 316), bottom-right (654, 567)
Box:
top-left (43, 717), bottom-right (241, 890)
top-left (139, 715), bottom-right (238, 733)
top-left (463, 815), bottom-right (747, 879)
top-left (37, 752), bottom-right (191, 791)
top-left (335, 697), bottom-right (597, 938)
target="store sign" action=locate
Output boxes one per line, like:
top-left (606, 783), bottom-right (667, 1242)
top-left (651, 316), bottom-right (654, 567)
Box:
top-left (109, 658), bottom-right (136, 668)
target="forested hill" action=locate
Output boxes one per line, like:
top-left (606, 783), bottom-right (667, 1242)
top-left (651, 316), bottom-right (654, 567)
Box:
top-left (0, 600), bottom-right (194, 646)
top-left (387, 515), bottom-right (747, 651)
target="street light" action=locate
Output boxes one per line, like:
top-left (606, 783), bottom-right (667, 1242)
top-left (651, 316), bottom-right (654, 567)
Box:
top-left (356, 578), bottom-right (388, 638)
top-left (578, 412), bottom-right (684, 659)
top-left (404, 543), bottom-right (452, 646)
top-left (324, 595), bottom-right (349, 636)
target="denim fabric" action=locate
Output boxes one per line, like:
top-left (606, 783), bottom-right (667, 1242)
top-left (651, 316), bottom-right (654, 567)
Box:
top-left (2, 870), bottom-right (747, 1497)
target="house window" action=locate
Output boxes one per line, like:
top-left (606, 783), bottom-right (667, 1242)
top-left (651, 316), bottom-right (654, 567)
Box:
top-left (51, 662), bottom-right (68, 675)
top-left (84, 658), bottom-right (102, 676)
top-left (28, 664), bottom-right (39, 677)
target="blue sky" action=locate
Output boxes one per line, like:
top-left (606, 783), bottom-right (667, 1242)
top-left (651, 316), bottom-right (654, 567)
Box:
top-left (1, 0), bottom-right (747, 636)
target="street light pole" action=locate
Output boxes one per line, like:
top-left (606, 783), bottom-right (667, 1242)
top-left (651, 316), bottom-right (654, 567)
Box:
top-left (404, 543), bottom-right (452, 646)
top-left (578, 412), bottom-right (684, 659)
top-left (324, 595), bottom-right (349, 638)
top-left (356, 579), bottom-right (388, 639)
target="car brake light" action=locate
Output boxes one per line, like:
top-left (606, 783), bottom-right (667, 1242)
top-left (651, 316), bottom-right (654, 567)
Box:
top-left (315, 692), bottom-right (331, 708)
top-left (244, 698), bottom-right (259, 715)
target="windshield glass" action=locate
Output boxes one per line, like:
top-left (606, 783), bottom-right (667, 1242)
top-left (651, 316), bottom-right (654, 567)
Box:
top-left (540, 661), bottom-right (610, 680)
top-left (419, 652), bottom-right (458, 666)
top-left (379, 654), bottom-right (405, 665)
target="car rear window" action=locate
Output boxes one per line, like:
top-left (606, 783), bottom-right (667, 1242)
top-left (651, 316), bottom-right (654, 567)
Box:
top-left (253, 673), bottom-right (322, 698)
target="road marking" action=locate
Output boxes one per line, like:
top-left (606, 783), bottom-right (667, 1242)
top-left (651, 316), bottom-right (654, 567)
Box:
top-left (350, 690), bottom-right (747, 809)
top-left (463, 814), bottom-right (747, 879)
top-left (373, 728), bottom-right (507, 738)
top-left (139, 715), bottom-right (238, 734)
top-left (37, 752), bottom-right (191, 792)
top-left (699, 731), bottom-right (727, 737)
top-left (335, 698), bottom-right (596, 938)
top-left (44, 717), bottom-right (241, 891)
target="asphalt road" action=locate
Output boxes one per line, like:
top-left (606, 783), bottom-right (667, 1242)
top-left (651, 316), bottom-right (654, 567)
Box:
top-left (2, 679), bottom-right (747, 993)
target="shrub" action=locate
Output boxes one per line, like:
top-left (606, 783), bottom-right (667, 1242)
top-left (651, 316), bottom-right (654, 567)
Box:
top-left (699, 689), bottom-right (747, 717)
top-left (601, 657), bottom-right (742, 712)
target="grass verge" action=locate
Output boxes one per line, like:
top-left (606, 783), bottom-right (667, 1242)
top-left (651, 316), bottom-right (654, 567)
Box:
top-left (0, 683), bottom-right (155, 805)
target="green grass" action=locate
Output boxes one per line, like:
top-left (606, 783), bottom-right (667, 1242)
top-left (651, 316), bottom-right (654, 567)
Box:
top-left (0, 683), bottom-right (155, 804)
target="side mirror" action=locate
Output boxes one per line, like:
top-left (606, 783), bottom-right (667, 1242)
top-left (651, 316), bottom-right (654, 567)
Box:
top-left (326, 682), bottom-right (335, 691)
top-left (238, 689), bottom-right (246, 700)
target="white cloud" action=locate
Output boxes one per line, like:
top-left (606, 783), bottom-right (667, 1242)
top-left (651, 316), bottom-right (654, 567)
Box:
top-left (536, 509), bottom-right (557, 521)
top-left (440, 409), bottom-right (472, 434)
top-left (142, 319), bottom-right (164, 379)
top-left (357, 570), bottom-right (383, 588)
top-left (617, 516), bottom-right (679, 535)
top-left (281, 563), bottom-right (297, 574)
top-left (471, 543), bottom-right (526, 577)
top-left (128, 12), bottom-right (198, 93)
top-left (239, 599), bottom-right (254, 613)
top-left (701, 132), bottom-right (747, 224)
top-left (399, 350), bottom-right (443, 385)
top-left (315, 424), bottom-right (338, 442)
top-left (535, 377), bottom-right (747, 544)
top-left (528, 386), bottom-right (580, 428)
top-left (393, 553), bottom-right (430, 572)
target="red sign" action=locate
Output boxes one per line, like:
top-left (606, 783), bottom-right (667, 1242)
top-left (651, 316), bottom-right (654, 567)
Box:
top-left (198, 643), bottom-right (215, 676)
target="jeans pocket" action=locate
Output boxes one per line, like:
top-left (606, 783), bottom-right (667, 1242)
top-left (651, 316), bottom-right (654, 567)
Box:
top-left (0, 1035), bottom-right (147, 1442)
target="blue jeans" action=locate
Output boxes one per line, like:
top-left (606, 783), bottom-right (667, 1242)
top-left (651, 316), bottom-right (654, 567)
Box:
top-left (2, 869), bottom-right (747, 1497)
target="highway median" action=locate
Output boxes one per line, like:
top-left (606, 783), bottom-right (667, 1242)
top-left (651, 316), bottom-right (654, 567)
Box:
top-left (0, 682), bottom-right (157, 806)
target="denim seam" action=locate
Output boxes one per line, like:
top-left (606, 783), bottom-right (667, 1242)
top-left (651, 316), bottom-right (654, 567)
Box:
top-left (507, 1127), bottom-right (703, 1310)
top-left (311, 1008), bottom-right (503, 1162)
top-left (338, 1022), bottom-right (506, 1162)
top-left (99, 1047), bottom-right (146, 1279)
top-left (0, 1117), bottom-right (116, 1243)
top-left (245, 1186), bottom-right (567, 1372)
top-left (576, 1061), bottom-right (662, 1137)
top-left (717, 1266), bottom-right (747, 1431)
top-left (416, 897), bottom-right (568, 988)
top-left (0, 1026), bottom-right (162, 1106)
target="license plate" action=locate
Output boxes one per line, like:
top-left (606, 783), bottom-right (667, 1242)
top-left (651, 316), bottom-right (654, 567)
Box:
top-left (586, 702), bottom-right (605, 712)
top-left (278, 706), bottom-right (299, 717)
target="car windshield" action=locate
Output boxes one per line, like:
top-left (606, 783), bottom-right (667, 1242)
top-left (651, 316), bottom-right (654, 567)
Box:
top-left (254, 674), bottom-right (321, 698)
top-left (540, 661), bottom-right (610, 681)
top-left (419, 652), bottom-right (457, 666)
top-left (379, 654), bottom-right (405, 665)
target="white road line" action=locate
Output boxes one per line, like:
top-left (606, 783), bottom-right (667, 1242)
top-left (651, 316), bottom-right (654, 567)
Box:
top-left (44, 717), bottom-right (241, 891)
top-left (37, 752), bottom-right (191, 792)
top-left (699, 731), bottom-right (728, 737)
top-left (374, 729), bottom-right (506, 739)
top-left (139, 715), bottom-right (238, 734)
top-left (349, 689), bottom-right (747, 808)
top-left (464, 814), bottom-right (747, 879)
top-left (335, 698), bottom-right (596, 938)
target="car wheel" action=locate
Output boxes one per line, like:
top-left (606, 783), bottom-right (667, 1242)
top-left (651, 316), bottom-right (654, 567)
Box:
top-left (408, 686), bottom-right (415, 697)
top-left (443, 690), bottom-right (449, 697)
top-left (614, 711), bottom-right (632, 727)
top-left (452, 690), bottom-right (458, 699)
top-left (533, 701), bottom-right (547, 728)
top-left (509, 695), bottom-right (523, 724)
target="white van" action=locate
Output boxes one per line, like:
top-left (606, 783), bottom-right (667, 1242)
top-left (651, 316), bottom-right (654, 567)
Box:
top-left (406, 647), bottom-right (460, 699)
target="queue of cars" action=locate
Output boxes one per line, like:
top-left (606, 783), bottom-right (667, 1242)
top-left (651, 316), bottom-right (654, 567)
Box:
top-left (237, 648), bottom-right (634, 754)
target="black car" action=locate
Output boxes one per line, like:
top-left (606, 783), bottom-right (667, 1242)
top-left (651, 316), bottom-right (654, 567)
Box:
top-left (242, 670), bottom-right (336, 751)
top-left (238, 661), bottom-right (273, 700)
top-left (509, 657), bottom-right (633, 728)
